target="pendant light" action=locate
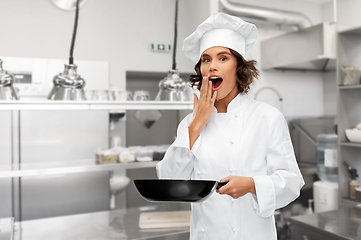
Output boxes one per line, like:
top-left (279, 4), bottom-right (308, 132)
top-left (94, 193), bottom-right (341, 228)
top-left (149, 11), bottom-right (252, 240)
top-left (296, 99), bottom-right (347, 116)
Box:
top-left (51, 0), bottom-right (87, 11)
top-left (48, 0), bottom-right (86, 100)
top-left (155, 0), bottom-right (188, 101)
top-left (0, 59), bottom-right (19, 100)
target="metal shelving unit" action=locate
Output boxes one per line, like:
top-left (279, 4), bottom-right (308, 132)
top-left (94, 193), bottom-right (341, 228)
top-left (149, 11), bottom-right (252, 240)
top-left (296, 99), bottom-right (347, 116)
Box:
top-left (0, 100), bottom-right (193, 111)
top-left (0, 160), bottom-right (159, 178)
top-left (0, 100), bottom-right (192, 179)
top-left (337, 26), bottom-right (361, 207)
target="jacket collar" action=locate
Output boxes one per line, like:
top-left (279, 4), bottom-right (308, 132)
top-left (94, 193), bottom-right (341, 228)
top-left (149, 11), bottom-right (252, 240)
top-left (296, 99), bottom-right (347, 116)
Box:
top-left (213, 93), bottom-right (249, 114)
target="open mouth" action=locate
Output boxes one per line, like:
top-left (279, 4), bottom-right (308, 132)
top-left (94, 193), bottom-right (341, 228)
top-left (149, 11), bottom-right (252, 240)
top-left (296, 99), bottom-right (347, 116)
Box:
top-left (209, 76), bottom-right (223, 91)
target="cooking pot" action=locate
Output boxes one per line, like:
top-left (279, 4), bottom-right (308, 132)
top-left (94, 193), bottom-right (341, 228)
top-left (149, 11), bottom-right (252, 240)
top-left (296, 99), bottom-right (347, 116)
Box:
top-left (133, 179), bottom-right (227, 203)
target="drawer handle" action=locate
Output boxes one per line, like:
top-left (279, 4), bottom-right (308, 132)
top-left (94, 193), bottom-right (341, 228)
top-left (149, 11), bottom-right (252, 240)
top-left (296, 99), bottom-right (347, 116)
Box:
top-left (303, 236), bottom-right (310, 240)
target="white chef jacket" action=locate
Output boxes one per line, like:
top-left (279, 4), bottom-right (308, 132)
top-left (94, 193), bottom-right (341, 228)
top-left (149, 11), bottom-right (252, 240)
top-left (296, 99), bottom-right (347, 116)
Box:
top-left (156, 93), bottom-right (304, 240)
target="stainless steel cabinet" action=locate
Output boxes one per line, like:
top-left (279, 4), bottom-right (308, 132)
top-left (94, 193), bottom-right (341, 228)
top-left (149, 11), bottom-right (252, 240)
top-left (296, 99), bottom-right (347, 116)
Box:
top-left (291, 224), bottom-right (338, 240)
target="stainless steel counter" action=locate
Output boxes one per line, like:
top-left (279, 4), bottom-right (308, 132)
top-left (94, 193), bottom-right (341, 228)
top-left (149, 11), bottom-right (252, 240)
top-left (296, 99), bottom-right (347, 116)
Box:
top-left (13, 204), bottom-right (190, 240)
top-left (290, 207), bottom-right (361, 240)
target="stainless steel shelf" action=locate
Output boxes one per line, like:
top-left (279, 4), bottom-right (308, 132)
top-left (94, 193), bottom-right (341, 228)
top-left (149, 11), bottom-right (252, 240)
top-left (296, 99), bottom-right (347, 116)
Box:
top-left (338, 25), bottom-right (361, 35)
top-left (0, 100), bottom-right (193, 111)
top-left (340, 141), bottom-right (361, 148)
top-left (0, 159), bottom-right (159, 178)
top-left (339, 85), bottom-right (361, 90)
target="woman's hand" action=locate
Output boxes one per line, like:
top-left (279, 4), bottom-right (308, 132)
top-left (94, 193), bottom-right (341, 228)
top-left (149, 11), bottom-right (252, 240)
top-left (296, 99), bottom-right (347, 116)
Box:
top-left (216, 176), bottom-right (256, 199)
top-left (188, 77), bottom-right (217, 149)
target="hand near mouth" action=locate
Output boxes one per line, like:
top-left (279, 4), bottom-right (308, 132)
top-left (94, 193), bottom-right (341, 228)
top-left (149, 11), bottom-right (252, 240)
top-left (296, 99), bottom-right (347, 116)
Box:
top-left (188, 77), bottom-right (217, 149)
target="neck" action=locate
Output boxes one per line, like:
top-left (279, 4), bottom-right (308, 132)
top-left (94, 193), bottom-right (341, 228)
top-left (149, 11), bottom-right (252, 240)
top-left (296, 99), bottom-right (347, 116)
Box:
top-left (214, 86), bottom-right (239, 113)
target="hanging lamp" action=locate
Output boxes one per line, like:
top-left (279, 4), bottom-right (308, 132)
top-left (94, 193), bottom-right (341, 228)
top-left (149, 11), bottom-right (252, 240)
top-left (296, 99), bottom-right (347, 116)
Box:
top-left (0, 59), bottom-right (19, 100)
top-left (48, 0), bottom-right (86, 100)
top-left (155, 0), bottom-right (188, 101)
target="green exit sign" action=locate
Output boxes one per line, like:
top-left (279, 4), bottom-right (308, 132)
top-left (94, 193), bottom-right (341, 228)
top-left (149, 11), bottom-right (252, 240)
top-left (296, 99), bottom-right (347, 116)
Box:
top-left (151, 43), bottom-right (172, 52)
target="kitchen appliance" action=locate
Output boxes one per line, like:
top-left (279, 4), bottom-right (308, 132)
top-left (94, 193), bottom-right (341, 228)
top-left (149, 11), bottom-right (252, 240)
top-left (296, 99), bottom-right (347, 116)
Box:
top-left (48, 0), bottom-right (86, 101)
top-left (133, 179), bottom-right (227, 203)
top-left (155, 0), bottom-right (189, 102)
top-left (0, 59), bottom-right (19, 100)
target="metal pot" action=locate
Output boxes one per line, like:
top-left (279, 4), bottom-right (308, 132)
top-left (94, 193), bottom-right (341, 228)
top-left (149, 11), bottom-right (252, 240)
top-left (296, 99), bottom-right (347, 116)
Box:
top-left (133, 179), bottom-right (227, 203)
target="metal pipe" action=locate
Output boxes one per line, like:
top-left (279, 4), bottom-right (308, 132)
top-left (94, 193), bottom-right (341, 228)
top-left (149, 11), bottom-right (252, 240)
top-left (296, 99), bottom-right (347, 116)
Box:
top-left (219, 0), bottom-right (312, 29)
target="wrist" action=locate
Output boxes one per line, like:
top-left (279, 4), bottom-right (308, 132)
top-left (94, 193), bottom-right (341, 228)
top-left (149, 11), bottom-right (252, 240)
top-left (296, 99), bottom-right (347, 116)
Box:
top-left (248, 177), bottom-right (256, 194)
top-left (189, 121), bottom-right (202, 136)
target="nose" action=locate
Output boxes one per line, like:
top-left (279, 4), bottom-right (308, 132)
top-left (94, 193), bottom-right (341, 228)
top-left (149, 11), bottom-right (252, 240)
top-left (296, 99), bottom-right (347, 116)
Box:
top-left (208, 60), bottom-right (218, 72)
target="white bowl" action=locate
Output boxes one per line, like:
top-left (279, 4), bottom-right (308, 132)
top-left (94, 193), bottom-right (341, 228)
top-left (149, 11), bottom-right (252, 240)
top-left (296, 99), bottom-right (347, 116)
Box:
top-left (345, 129), bottom-right (361, 143)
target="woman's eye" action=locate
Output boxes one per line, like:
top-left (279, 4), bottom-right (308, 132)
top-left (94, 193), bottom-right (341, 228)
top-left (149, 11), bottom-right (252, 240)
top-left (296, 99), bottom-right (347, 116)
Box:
top-left (220, 57), bottom-right (227, 61)
top-left (202, 58), bottom-right (210, 63)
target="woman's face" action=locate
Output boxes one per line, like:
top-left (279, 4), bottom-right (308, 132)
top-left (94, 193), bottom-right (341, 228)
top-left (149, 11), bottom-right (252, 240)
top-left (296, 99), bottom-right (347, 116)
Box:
top-left (200, 46), bottom-right (238, 101)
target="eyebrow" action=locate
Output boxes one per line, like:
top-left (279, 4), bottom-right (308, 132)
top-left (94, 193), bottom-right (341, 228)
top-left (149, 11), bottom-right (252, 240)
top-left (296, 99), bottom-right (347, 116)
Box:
top-left (201, 51), bottom-right (231, 58)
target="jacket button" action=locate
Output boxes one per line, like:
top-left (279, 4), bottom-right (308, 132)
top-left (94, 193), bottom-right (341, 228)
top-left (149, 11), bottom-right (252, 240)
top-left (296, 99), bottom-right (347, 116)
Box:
top-left (201, 228), bottom-right (205, 233)
top-left (232, 227), bottom-right (236, 232)
top-left (229, 168), bottom-right (234, 173)
top-left (235, 114), bottom-right (239, 118)
top-left (197, 171), bottom-right (202, 175)
top-left (229, 140), bottom-right (234, 144)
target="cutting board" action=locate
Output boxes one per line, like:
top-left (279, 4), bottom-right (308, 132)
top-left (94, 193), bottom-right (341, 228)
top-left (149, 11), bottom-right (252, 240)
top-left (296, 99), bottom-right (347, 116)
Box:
top-left (139, 211), bottom-right (191, 229)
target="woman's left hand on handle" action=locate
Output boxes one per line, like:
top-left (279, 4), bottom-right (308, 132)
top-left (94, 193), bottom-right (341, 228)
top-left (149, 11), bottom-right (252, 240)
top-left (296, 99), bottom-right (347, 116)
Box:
top-left (216, 176), bottom-right (256, 199)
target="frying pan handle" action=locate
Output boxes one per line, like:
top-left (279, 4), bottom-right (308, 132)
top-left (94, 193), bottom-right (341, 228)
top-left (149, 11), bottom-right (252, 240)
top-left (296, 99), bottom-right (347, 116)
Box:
top-left (216, 181), bottom-right (228, 190)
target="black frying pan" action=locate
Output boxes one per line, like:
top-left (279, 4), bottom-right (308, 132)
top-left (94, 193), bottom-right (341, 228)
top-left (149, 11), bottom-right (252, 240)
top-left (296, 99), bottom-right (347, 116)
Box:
top-left (133, 179), bottom-right (228, 203)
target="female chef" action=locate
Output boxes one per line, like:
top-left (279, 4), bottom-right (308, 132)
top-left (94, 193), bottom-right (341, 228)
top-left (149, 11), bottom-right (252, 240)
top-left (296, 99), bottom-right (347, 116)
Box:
top-left (156, 12), bottom-right (304, 240)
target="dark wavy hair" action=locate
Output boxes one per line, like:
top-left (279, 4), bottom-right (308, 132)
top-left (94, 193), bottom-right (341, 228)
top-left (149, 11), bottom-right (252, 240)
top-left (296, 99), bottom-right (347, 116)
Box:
top-left (189, 48), bottom-right (259, 94)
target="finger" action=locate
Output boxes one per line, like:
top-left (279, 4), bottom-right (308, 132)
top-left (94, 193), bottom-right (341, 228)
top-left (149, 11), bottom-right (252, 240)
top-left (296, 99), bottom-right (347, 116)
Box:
top-left (199, 77), bottom-right (208, 99)
top-left (207, 80), bottom-right (212, 101)
top-left (199, 77), bottom-right (208, 100)
top-left (221, 176), bottom-right (232, 183)
top-left (211, 91), bottom-right (217, 104)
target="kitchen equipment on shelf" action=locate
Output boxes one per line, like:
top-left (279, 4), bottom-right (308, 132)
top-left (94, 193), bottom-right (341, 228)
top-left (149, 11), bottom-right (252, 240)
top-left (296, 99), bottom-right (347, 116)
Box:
top-left (133, 179), bottom-right (228, 203)
top-left (0, 59), bottom-right (19, 100)
top-left (133, 90), bottom-right (150, 101)
top-left (48, 0), bottom-right (87, 100)
top-left (155, 0), bottom-right (189, 102)
top-left (341, 64), bottom-right (361, 85)
top-left (345, 123), bottom-right (361, 143)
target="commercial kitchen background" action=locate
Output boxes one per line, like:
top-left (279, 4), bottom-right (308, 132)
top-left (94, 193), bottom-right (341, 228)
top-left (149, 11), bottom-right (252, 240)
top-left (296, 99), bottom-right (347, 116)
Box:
top-left (1, 0), bottom-right (361, 239)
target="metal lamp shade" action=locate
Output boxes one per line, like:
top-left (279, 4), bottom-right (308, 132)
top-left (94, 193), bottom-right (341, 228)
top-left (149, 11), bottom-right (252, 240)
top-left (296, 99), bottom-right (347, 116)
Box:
top-left (0, 59), bottom-right (19, 100)
top-left (48, 64), bottom-right (86, 101)
top-left (156, 69), bottom-right (188, 101)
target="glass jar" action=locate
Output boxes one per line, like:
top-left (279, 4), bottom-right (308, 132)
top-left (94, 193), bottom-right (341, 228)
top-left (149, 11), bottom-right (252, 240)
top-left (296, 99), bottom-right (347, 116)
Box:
top-left (133, 90), bottom-right (150, 101)
top-left (317, 134), bottom-right (338, 183)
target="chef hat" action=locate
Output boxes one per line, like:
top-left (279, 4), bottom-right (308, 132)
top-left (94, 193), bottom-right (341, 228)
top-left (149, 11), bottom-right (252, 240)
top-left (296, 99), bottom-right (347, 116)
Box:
top-left (182, 12), bottom-right (258, 63)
